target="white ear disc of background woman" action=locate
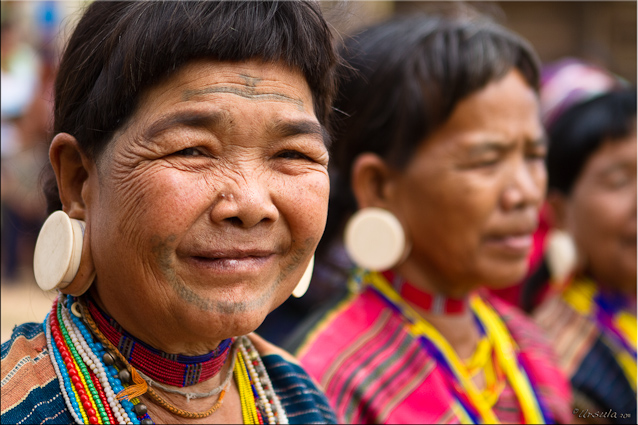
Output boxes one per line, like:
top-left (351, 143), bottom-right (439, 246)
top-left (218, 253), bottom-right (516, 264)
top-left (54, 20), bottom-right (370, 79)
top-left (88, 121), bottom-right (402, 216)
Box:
top-left (545, 229), bottom-right (578, 284)
top-left (292, 255), bottom-right (314, 298)
top-left (344, 207), bottom-right (406, 271)
top-left (33, 210), bottom-right (85, 291)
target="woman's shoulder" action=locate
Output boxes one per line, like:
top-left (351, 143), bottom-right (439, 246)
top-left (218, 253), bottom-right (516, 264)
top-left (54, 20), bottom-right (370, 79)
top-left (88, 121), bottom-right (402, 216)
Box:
top-left (532, 292), bottom-right (637, 420)
top-left (287, 284), bottom-right (395, 354)
top-left (1, 322), bottom-right (73, 424)
top-left (2, 321), bottom-right (51, 380)
top-left (247, 334), bottom-right (338, 424)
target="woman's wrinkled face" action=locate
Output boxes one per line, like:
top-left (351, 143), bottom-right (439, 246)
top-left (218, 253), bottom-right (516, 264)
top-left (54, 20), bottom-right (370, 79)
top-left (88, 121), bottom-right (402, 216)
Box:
top-left (391, 69), bottom-right (547, 296)
top-left (89, 60), bottom-right (329, 352)
top-left (564, 128), bottom-right (637, 293)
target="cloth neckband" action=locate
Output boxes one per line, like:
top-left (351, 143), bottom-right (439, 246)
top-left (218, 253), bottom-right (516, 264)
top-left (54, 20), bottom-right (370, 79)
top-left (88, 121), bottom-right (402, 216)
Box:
top-left (382, 270), bottom-right (468, 315)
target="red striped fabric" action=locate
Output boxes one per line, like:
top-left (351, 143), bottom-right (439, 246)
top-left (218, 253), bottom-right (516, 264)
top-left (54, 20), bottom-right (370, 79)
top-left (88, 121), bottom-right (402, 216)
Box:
top-left (297, 286), bottom-right (573, 424)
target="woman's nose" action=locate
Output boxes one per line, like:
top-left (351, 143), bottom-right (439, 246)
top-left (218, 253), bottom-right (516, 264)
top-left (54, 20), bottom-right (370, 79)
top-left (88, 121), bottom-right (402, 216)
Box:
top-left (209, 176), bottom-right (279, 228)
top-left (501, 161), bottom-right (546, 211)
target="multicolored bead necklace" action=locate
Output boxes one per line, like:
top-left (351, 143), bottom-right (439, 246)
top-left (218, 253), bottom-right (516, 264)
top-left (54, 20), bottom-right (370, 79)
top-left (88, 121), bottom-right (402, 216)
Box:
top-left (46, 295), bottom-right (152, 424)
top-left (45, 294), bottom-right (289, 424)
top-left (359, 270), bottom-right (552, 424)
top-left (236, 335), bottom-right (288, 424)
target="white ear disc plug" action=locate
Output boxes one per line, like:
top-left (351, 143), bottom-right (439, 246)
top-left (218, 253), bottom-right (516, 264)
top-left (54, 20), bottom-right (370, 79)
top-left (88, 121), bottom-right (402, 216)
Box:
top-left (545, 229), bottom-right (577, 284)
top-left (344, 207), bottom-right (406, 271)
top-left (33, 211), bottom-right (85, 291)
top-left (292, 255), bottom-right (314, 298)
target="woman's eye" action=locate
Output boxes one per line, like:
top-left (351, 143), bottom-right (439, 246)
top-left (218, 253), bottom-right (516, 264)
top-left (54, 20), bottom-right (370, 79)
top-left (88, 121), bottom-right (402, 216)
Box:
top-left (527, 150), bottom-right (547, 161)
top-left (277, 150), bottom-right (311, 161)
top-left (470, 157), bottom-right (499, 168)
top-left (174, 147), bottom-right (203, 157)
top-left (603, 170), bottom-right (631, 189)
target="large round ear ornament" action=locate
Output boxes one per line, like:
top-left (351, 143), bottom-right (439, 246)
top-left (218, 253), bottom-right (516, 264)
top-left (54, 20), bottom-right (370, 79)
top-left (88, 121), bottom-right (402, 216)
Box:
top-left (33, 210), bottom-right (94, 296)
top-left (292, 255), bottom-right (314, 298)
top-left (545, 229), bottom-right (577, 284)
top-left (344, 207), bottom-right (408, 271)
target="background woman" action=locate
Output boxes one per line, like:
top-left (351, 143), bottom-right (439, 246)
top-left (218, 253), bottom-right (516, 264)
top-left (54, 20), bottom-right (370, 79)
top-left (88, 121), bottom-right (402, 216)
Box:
top-left (525, 59), bottom-right (636, 424)
top-left (289, 13), bottom-right (573, 424)
top-left (1, 2), bottom-right (338, 424)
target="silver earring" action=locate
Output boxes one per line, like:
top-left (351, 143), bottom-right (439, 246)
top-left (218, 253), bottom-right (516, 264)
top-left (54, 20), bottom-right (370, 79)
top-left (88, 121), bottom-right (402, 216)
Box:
top-left (545, 229), bottom-right (577, 283)
top-left (292, 255), bottom-right (314, 298)
top-left (33, 210), bottom-right (90, 294)
top-left (344, 207), bottom-right (408, 271)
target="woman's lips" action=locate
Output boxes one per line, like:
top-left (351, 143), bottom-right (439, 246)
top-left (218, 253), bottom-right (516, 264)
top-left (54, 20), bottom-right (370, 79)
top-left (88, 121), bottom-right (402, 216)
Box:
top-left (185, 253), bottom-right (276, 274)
top-left (483, 234), bottom-right (533, 256)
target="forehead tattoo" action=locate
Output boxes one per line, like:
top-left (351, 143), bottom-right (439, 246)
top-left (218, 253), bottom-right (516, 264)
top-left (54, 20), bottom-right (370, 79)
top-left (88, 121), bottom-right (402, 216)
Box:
top-left (182, 73), bottom-right (304, 111)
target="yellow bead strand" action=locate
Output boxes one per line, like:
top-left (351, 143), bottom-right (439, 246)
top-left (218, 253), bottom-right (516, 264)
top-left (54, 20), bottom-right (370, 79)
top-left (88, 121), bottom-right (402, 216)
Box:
top-left (235, 351), bottom-right (260, 425)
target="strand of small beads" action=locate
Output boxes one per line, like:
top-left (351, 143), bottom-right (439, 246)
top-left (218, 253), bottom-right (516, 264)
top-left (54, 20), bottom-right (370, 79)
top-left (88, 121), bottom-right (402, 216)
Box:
top-left (66, 296), bottom-right (144, 423)
top-left (50, 296), bottom-right (107, 424)
top-left (46, 312), bottom-right (84, 424)
top-left (108, 361), bottom-right (155, 424)
top-left (60, 302), bottom-right (115, 424)
top-left (238, 342), bottom-right (273, 424)
top-left (238, 336), bottom-right (288, 425)
top-left (76, 298), bottom-right (153, 424)
top-left (235, 350), bottom-right (261, 424)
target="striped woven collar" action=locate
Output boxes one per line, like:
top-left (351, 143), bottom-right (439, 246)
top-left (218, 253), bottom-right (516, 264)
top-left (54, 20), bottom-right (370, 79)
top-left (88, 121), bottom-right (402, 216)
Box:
top-left (86, 298), bottom-right (232, 387)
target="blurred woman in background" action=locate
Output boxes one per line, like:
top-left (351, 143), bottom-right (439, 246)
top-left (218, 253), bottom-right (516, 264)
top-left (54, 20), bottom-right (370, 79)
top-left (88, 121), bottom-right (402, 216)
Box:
top-left (525, 59), bottom-right (636, 424)
top-left (288, 13), bottom-right (573, 424)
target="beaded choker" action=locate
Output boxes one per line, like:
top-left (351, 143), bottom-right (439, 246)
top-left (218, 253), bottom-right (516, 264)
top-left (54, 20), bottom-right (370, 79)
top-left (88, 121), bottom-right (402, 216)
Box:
top-left (86, 298), bottom-right (232, 388)
top-left (382, 271), bottom-right (468, 315)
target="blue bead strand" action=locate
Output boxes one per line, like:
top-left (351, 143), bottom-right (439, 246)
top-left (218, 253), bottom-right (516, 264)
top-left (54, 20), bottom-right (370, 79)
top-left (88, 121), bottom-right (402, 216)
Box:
top-left (67, 297), bottom-right (140, 425)
top-left (47, 311), bottom-right (85, 423)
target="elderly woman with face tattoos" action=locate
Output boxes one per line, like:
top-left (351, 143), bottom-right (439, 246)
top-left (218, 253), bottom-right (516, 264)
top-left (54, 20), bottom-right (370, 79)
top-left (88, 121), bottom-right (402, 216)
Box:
top-left (0, 2), bottom-right (339, 424)
top-left (288, 14), bottom-right (574, 424)
top-left (523, 60), bottom-right (637, 424)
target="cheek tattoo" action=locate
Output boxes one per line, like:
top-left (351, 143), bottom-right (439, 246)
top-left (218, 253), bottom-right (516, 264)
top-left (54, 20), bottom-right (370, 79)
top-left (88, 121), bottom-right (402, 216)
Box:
top-left (149, 235), bottom-right (315, 314)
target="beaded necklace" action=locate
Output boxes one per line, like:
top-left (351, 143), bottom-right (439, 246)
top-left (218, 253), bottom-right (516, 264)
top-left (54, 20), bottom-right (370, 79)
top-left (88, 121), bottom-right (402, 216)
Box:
top-left (47, 295), bottom-right (150, 424)
top-left (562, 276), bottom-right (637, 390)
top-left (359, 270), bottom-right (551, 424)
top-left (46, 294), bottom-right (290, 424)
top-left (86, 298), bottom-right (232, 388)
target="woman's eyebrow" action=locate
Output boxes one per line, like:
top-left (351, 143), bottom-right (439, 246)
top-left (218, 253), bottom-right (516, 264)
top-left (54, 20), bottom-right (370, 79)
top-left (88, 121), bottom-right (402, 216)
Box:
top-left (465, 136), bottom-right (548, 156)
top-left (267, 119), bottom-right (331, 147)
top-left (466, 141), bottom-right (516, 157)
top-left (143, 110), bottom-right (231, 141)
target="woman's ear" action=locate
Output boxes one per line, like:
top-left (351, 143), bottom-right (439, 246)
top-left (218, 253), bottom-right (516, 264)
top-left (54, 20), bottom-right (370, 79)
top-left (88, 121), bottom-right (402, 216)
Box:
top-left (545, 190), bottom-right (569, 230)
top-left (48, 133), bottom-right (97, 295)
top-left (350, 153), bottom-right (394, 210)
top-left (49, 133), bottom-right (92, 220)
